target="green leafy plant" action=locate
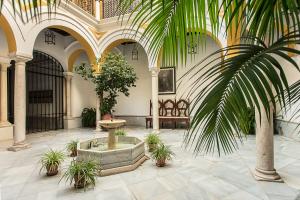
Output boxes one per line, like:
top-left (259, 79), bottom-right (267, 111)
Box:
top-left (75, 53), bottom-right (137, 116)
top-left (60, 160), bottom-right (97, 189)
top-left (151, 143), bottom-right (175, 167)
top-left (114, 129), bottom-right (127, 136)
top-left (81, 108), bottom-right (96, 127)
top-left (145, 133), bottom-right (161, 152)
top-left (40, 149), bottom-right (65, 176)
top-left (67, 140), bottom-right (78, 157)
top-left (239, 107), bottom-right (255, 135)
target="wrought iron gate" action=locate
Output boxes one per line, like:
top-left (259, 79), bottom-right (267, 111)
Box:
top-left (26, 50), bottom-right (64, 133)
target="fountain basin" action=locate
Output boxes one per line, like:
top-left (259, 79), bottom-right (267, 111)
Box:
top-left (77, 136), bottom-right (147, 176)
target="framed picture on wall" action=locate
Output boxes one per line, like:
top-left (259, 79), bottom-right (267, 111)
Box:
top-left (158, 67), bottom-right (176, 94)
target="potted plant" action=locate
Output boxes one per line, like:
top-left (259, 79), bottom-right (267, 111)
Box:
top-left (145, 133), bottom-right (161, 152)
top-left (81, 108), bottom-right (96, 127)
top-left (40, 149), bottom-right (65, 176)
top-left (67, 140), bottom-right (78, 157)
top-left (151, 143), bottom-right (175, 167)
top-left (61, 160), bottom-right (97, 189)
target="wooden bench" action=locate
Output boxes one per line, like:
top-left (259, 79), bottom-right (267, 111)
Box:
top-left (145, 99), bottom-right (190, 129)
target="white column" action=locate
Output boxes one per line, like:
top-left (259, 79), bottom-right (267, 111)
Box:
top-left (254, 105), bottom-right (282, 182)
top-left (8, 57), bottom-right (31, 151)
top-left (151, 68), bottom-right (159, 132)
top-left (95, 95), bottom-right (101, 131)
top-left (0, 58), bottom-right (13, 142)
top-left (95, 0), bottom-right (101, 21)
top-left (64, 72), bottom-right (73, 119)
top-left (0, 61), bottom-right (10, 126)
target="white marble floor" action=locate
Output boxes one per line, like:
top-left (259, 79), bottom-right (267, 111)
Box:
top-left (0, 127), bottom-right (300, 200)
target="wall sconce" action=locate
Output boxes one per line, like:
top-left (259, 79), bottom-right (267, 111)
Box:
top-left (132, 44), bottom-right (138, 60)
top-left (188, 41), bottom-right (197, 54)
top-left (45, 30), bottom-right (56, 45)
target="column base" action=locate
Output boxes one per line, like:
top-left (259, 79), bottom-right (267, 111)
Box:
top-left (0, 122), bottom-right (13, 141)
top-left (64, 117), bottom-right (81, 129)
top-left (152, 129), bottom-right (160, 134)
top-left (254, 168), bottom-right (283, 182)
top-left (7, 142), bottom-right (31, 152)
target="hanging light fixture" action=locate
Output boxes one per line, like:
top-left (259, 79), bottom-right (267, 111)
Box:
top-left (45, 30), bottom-right (56, 45)
top-left (132, 44), bottom-right (138, 60)
top-left (188, 41), bottom-right (198, 54)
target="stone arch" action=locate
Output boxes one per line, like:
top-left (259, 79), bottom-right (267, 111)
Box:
top-left (0, 5), bottom-right (23, 54)
top-left (23, 15), bottom-right (97, 63)
top-left (98, 28), bottom-right (155, 68)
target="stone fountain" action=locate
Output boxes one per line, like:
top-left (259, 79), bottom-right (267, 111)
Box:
top-left (77, 119), bottom-right (147, 176)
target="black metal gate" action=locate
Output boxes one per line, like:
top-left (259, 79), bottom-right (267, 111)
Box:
top-left (26, 50), bottom-right (64, 133)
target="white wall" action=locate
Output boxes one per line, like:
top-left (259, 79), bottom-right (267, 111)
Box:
top-left (72, 53), bottom-right (97, 118)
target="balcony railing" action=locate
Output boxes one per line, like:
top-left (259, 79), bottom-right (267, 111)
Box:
top-left (102, 0), bottom-right (140, 19)
top-left (72, 0), bottom-right (95, 16)
top-left (71, 0), bottom-right (139, 19)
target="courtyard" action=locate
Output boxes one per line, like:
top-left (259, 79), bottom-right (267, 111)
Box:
top-left (1, 128), bottom-right (300, 200)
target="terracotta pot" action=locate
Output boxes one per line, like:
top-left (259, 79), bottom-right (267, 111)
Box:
top-left (74, 173), bottom-right (86, 189)
top-left (102, 114), bottom-right (112, 120)
top-left (70, 149), bottom-right (77, 157)
top-left (148, 143), bottom-right (157, 152)
top-left (46, 164), bottom-right (59, 176)
top-left (156, 159), bottom-right (166, 167)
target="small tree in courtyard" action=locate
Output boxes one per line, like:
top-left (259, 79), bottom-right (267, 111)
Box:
top-left (75, 53), bottom-right (137, 118)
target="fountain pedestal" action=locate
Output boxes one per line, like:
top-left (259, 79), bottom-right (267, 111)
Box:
top-left (98, 119), bottom-right (126, 150)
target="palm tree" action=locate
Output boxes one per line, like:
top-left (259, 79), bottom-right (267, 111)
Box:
top-left (119, 0), bottom-right (300, 155)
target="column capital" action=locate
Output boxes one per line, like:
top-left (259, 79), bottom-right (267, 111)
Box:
top-left (150, 67), bottom-right (160, 76)
top-left (0, 56), bottom-right (11, 66)
top-left (14, 54), bottom-right (32, 64)
top-left (64, 72), bottom-right (74, 80)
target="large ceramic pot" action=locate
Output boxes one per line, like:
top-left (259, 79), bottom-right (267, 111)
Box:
top-left (156, 159), bottom-right (166, 167)
top-left (74, 173), bottom-right (86, 189)
top-left (46, 165), bottom-right (59, 176)
top-left (70, 149), bottom-right (77, 157)
top-left (102, 114), bottom-right (112, 120)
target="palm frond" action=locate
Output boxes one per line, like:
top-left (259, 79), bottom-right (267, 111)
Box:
top-left (0, 0), bottom-right (61, 22)
top-left (181, 33), bottom-right (300, 155)
top-left (120, 0), bottom-right (300, 67)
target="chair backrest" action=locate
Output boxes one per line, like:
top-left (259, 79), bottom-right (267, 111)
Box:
top-left (149, 99), bottom-right (190, 117)
top-left (149, 100), bottom-right (164, 116)
top-left (176, 99), bottom-right (190, 117)
top-left (162, 99), bottom-right (176, 116)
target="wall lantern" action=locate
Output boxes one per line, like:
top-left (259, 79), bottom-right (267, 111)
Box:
top-left (132, 44), bottom-right (138, 60)
top-left (45, 30), bottom-right (56, 45)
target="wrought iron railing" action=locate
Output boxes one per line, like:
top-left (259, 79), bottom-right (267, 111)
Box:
top-left (72, 0), bottom-right (95, 16)
top-left (71, 0), bottom-right (139, 19)
top-left (103, 0), bottom-right (140, 19)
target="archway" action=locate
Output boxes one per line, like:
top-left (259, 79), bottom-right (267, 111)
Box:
top-left (0, 15), bottom-right (17, 54)
top-left (99, 35), bottom-right (151, 126)
top-left (26, 50), bottom-right (64, 133)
